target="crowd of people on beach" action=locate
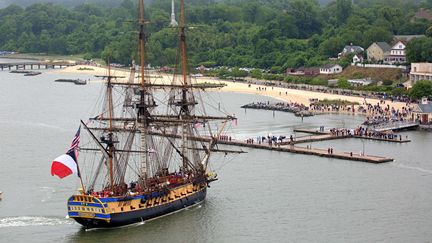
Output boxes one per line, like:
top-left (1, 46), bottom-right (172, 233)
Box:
top-left (240, 78), bottom-right (418, 126)
top-left (244, 78), bottom-right (412, 104)
top-left (361, 100), bottom-right (413, 126)
top-left (309, 103), bottom-right (357, 113)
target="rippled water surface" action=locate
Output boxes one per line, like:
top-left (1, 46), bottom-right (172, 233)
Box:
top-left (0, 66), bottom-right (431, 242)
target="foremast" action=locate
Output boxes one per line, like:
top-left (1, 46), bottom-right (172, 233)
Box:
top-left (179, 0), bottom-right (192, 172)
top-left (137, 0), bottom-right (151, 188)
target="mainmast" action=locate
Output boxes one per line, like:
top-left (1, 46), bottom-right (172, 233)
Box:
top-left (137, 0), bottom-right (150, 185)
top-left (179, 0), bottom-right (191, 171)
top-left (179, 0), bottom-right (189, 87)
top-left (139, 0), bottom-right (146, 88)
top-left (107, 63), bottom-right (115, 191)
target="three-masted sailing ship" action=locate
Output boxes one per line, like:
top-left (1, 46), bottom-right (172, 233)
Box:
top-left (51, 0), bottom-right (235, 229)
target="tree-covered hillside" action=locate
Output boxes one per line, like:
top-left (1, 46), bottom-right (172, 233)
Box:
top-left (0, 0), bottom-right (336, 8)
top-left (0, 0), bottom-right (431, 69)
top-left (0, 0), bottom-right (124, 8)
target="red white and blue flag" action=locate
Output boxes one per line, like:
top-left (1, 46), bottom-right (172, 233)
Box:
top-left (51, 126), bottom-right (81, 179)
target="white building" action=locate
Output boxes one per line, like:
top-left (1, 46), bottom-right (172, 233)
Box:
top-left (385, 41), bottom-right (406, 64)
top-left (319, 64), bottom-right (343, 75)
top-left (410, 62), bottom-right (432, 84)
top-left (412, 97), bottom-right (432, 124)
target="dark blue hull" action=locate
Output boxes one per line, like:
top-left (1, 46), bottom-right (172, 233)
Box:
top-left (74, 188), bottom-right (207, 229)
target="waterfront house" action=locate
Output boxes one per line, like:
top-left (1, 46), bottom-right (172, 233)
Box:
top-left (285, 67), bottom-right (305, 76)
top-left (384, 41), bottom-right (407, 64)
top-left (286, 67), bottom-right (319, 76)
top-left (338, 44), bottom-right (364, 58)
top-left (410, 63), bottom-right (432, 84)
top-left (319, 64), bottom-right (343, 75)
top-left (412, 97), bottom-right (432, 124)
top-left (366, 42), bottom-right (391, 62)
top-left (304, 67), bottom-right (320, 76)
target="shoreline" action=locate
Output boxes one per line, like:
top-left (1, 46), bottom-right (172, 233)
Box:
top-left (49, 65), bottom-right (412, 119)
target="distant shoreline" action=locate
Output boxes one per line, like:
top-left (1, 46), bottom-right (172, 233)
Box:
top-left (48, 65), bottom-right (411, 118)
top-left (0, 53), bottom-right (84, 62)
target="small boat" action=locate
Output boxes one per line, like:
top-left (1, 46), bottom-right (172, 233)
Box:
top-left (73, 79), bottom-right (87, 85)
top-left (10, 70), bottom-right (32, 74)
top-left (0, 191), bottom-right (3, 200)
top-left (55, 79), bottom-right (87, 85)
top-left (24, 71), bottom-right (42, 76)
top-left (10, 70), bottom-right (42, 76)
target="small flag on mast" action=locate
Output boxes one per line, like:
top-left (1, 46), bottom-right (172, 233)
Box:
top-left (51, 126), bottom-right (81, 179)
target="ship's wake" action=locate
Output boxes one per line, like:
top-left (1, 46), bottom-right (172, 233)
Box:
top-left (393, 162), bottom-right (432, 175)
top-left (0, 216), bottom-right (74, 228)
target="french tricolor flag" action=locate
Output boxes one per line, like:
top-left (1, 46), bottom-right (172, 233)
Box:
top-left (51, 127), bottom-right (81, 179)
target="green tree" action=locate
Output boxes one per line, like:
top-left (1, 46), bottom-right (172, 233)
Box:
top-left (336, 0), bottom-right (352, 26)
top-left (337, 78), bottom-right (351, 89)
top-left (231, 67), bottom-right (248, 79)
top-left (288, 0), bottom-right (321, 38)
top-left (406, 37), bottom-right (432, 62)
top-left (250, 69), bottom-right (262, 79)
top-left (409, 80), bottom-right (432, 99)
top-left (319, 37), bottom-right (344, 57)
top-left (426, 26), bottom-right (432, 37)
top-left (363, 26), bottom-right (393, 47)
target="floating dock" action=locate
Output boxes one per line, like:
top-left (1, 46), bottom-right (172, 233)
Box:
top-left (148, 130), bottom-right (396, 163)
top-left (216, 139), bottom-right (393, 163)
top-left (293, 128), bottom-right (410, 143)
top-left (0, 61), bottom-right (74, 71)
top-left (371, 121), bottom-right (419, 132)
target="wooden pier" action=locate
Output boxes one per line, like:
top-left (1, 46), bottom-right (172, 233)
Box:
top-left (0, 61), bottom-right (75, 71)
top-left (216, 139), bottom-right (393, 163)
top-left (372, 121), bottom-right (419, 132)
top-left (146, 130), bottom-right (395, 163)
top-left (281, 134), bottom-right (352, 145)
top-left (293, 128), bottom-right (410, 143)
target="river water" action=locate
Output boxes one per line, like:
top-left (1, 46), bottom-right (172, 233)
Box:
top-left (0, 64), bottom-right (432, 242)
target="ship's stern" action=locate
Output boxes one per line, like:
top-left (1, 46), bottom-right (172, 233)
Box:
top-left (67, 195), bottom-right (111, 228)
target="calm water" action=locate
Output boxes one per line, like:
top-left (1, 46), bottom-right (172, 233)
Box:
top-left (0, 66), bottom-right (432, 242)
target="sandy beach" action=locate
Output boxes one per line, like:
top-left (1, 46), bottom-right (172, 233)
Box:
top-left (52, 65), bottom-right (409, 113)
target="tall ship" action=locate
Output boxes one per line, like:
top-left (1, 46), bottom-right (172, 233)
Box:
top-left (51, 0), bottom-right (235, 229)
